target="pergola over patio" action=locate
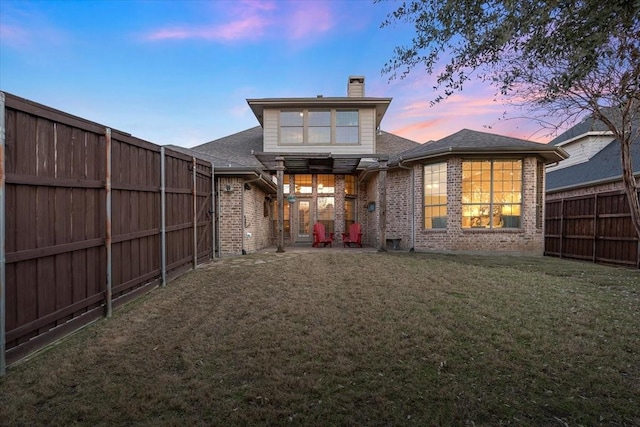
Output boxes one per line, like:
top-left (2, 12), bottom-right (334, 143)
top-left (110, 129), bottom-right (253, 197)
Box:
top-left (254, 152), bottom-right (390, 253)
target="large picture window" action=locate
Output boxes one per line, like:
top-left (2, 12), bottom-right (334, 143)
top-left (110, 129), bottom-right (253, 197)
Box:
top-left (461, 160), bottom-right (522, 229)
top-left (424, 163), bottom-right (448, 229)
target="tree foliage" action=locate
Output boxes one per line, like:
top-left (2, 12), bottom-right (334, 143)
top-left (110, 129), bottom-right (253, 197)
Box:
top-left (380, 0), bottom-right (640, 236)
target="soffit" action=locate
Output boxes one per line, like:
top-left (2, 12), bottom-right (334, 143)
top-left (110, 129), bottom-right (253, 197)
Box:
top-left (254, 152), bottom-right (380, 175)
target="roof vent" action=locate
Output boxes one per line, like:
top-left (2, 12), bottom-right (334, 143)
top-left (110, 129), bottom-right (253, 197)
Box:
top-left (317, 94), bottom-right (323, 98)
top-left (347, 76), bottom-right (365, 97)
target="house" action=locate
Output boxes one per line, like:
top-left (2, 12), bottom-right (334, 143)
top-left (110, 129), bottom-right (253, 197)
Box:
top-left (192, 76), bottom-right (567, 256)
top-left (544, 112), bottom-right (640, 266)
top-left (546, 112), bottom-right (640, 198)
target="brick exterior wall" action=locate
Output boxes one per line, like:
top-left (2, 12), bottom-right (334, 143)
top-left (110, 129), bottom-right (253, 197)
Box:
top-left (361, 174), bottom-right (378, 247)
top-left (217, 177), bottom-right (272, 256)
top-left (218, 177), bottom-right (244, 255)
top-left (218, 156), bottom-right (547, 255)
top-left (242, 183), bottom-right (272, 254)
top-left (381, 156), bottom-right (546, 254)
top-left (385, 168), bottom-right (412, 250)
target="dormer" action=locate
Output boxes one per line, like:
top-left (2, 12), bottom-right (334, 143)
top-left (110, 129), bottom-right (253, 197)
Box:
top-left (546, 131), bottom-right (615, 172)
top-left (247, 76), bottom-right (392, 156)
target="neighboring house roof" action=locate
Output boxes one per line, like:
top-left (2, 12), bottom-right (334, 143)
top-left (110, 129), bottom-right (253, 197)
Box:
top-left (546, 137), bottom-right (640, 192)
top-left (545, 108), bottom-right (640, 192)
top-left (393, 128), bottom-right (567, 165)
top-left (549, 112), bottom-right (613, 146)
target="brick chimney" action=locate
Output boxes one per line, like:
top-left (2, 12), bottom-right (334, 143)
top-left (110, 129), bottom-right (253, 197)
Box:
top-left (347, 76), bottom-right (365, 97)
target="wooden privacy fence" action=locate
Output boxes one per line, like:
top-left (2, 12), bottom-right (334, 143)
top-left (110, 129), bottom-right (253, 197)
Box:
top-left (545, 191), bottom-right (639, 268)
top-left (0, 92), bottom-right (214, 374)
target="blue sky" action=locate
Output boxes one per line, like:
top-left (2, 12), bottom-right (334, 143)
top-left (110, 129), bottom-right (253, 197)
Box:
top-left (0, 0), bottom-right (550, 147)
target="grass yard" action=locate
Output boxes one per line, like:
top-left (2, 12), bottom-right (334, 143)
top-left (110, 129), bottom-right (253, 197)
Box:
top-left (1, 251), bottom-right (639, 426)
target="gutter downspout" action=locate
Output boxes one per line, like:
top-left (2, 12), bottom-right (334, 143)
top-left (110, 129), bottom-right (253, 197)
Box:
top-left (216, 179), bottom-right (221, 258)
top-left (210, 163), bottom-right (215, 260)
top-left (241, 183), bottom-right (245, 255)
top-left (398, 157), bottom-right (415, 251)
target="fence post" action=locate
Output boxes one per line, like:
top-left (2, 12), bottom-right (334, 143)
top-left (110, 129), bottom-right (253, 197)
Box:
top-left (160, 147), bottom-right (167, 286)
top-left (105, 128), bottom-right (112, 318)
top-left (0, 92), bottom-right (6, 376)
top-left (593, 194), bottom-right (598, 263)
top-left (560, 199), bottom-right (565, 258)
top-left (192, 157), bottom-right (197, 269)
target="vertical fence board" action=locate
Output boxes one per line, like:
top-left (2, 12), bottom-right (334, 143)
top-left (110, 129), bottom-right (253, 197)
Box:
top-left (2, 93), bottom-right (214, 370)
top-left (546, 191), bottom-right (638, 267)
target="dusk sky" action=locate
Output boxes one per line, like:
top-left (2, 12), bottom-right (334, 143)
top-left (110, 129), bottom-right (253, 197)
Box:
top-left (1, 0), bottom-right (553, 148)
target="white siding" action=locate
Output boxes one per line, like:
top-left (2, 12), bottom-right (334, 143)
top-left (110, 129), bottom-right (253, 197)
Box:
top-left (263, 109), bottom-right (279, 151)
top-left (262, 107), bottom-right (376, 155)
top-left (547, 134), bottom-right (615, 172)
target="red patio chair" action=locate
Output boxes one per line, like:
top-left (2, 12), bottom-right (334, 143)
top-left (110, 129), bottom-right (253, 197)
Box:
top-left (312, 222), bottom-right (334, 247)
top-left (342, 222), bottom-right (362, 248)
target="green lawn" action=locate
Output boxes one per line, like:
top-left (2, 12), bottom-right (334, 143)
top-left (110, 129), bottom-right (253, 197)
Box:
top-left (1, 251), bottom-right (639, 426)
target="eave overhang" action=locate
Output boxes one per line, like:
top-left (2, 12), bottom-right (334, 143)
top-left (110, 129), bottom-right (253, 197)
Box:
top-left (393, 146), bottom-right (569, 166)
top-left (247, 97), bottom-right (392, 128)
top-left (214, 167), bottom-right (277, 193)
top-left (254, 152), bottom-right (388, 175)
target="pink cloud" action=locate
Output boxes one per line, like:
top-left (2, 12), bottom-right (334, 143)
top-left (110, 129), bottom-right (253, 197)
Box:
top-left (146, 14), bottom-right (270, 41)
top-left (289, 2), bottom-right (334, 40)
top-left (0, 23), bottom-right (30, 46)
top-left (143, 0), bottom-right (334, 43)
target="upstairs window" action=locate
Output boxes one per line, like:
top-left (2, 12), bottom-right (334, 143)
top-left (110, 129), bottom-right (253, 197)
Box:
top-left (336, 111), bottom-right (359, 144)
top-left (308, 111), bottom-right (331, 144)
top-left (280, 111), bottom-right (303, 144)
top-left (279, 109), bottom-right (360, 145)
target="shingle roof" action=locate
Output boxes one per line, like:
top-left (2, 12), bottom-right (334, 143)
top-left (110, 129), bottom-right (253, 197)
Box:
top-left (190, 127), bottom-right (421, 170)
top-left (546, 137), bottom-right (640, 191)
top-left (376, 131), bottom-right (421, 160)
top-left (191, 126), bottom-right (264, 168)
top-left (393, 128), bottom-right (566, 164)
top-left (549, 112), bottom-right (612, 146)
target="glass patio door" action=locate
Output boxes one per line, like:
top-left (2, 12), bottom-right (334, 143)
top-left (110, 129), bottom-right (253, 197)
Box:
top-left (297, 200), bottom-right (312, 242)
